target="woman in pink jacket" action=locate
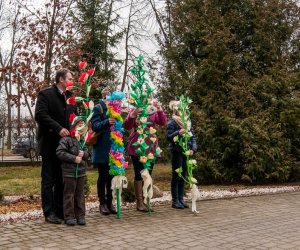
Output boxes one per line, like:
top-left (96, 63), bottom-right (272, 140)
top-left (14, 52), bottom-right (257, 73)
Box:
top-left (123, 101), bottom-right (167, 212)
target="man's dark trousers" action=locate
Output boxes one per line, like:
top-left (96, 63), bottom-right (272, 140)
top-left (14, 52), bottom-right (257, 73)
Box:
top-left (41, 155), bottom-right (63, 219)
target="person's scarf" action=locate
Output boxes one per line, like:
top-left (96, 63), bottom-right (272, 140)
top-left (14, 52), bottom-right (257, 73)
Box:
top-left (172, 114), bottom-right (191, 131)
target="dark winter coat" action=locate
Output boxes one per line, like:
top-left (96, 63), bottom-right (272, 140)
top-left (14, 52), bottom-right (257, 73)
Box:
top-left (166, 119), bottom-right (197, 153)
top-left (35, 85), bottom-right (77, 155)
top-left (56, 136), bottom-right (89, 178)
top-left (91, 100), bottom-right (111, 164)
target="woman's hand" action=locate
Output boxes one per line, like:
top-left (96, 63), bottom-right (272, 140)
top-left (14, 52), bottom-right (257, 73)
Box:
top-left (153, 101), bottom-right (162, 111)
top-left (109, 118), bottom-right (116, 125)
top-left (179, 129), bottom-right (186, 135)
top-left (130, 108), bottom-right (142, 118)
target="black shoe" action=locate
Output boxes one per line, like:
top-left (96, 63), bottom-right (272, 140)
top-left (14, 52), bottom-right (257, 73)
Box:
top-left (172, 200), bottom-right (184, 209)
top-left (99, 204), bottom-right (110, 215)
top-left (77, 218), bottom-right (86, 226)
top-left (45, 214), bottom-right (62, 224)
top-left (65, 219), bottom-right (76, 226)
top-left (179, 200), bottom-right (189, 208)
top-left (107, 203), bottom-right (117, 215)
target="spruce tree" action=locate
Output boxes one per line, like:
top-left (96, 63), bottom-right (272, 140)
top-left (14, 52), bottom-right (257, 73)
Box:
top-left (159, 0), bottom-right (300, 183)
top-left (75, 0), bottom-right (123, 80)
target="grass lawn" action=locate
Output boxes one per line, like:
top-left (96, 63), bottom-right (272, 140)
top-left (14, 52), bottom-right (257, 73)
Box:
top-left (0, 164), bottom-right (172, 196)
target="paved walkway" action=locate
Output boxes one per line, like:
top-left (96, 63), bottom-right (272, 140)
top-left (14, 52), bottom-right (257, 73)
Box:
top-left (1, 192), bottom-right (300, 250)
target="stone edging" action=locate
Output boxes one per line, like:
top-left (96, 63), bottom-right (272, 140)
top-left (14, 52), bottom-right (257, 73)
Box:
top-left (1, 186), bottom-right (299, 224)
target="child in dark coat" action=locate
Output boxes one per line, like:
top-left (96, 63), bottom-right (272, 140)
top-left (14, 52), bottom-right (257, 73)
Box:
top-left (56, 118), bottom-right (89, 226)
top-left (167, 100), bottom-right (197, 209)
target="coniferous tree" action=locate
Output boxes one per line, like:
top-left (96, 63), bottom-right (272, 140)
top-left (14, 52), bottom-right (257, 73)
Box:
top-left (158, 0), bottom-right (300, 183)
top-left (75, 0), bottom-right (123, 81)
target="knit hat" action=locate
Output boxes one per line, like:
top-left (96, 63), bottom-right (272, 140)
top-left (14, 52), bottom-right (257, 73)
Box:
top-left (69, 113), bottom-right (85, 130)
top-left (169, 100), bottom-right (180, 114)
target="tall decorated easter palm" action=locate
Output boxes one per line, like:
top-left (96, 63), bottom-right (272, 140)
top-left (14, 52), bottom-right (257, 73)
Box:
top-left (107, 91), bottom-right (128, 219)
top-left (66, 62), bottom-right (95, 177)
top-left (173, 95), bottom-right (200, 213)
top-left (128, 54), bottom-right (162, 216)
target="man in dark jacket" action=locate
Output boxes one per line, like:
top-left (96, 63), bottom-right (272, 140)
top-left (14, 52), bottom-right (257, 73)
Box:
top-left (35, 68), bottom-right (77, 224)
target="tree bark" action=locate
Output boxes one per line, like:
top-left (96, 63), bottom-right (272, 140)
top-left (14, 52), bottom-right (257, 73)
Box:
top-left (121, 0), bottom-right (133, 91)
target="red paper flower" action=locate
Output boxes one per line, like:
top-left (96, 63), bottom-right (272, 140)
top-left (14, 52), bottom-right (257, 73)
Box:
top-left (79, 61), bottom-right (88, 69)
top-left (70, 129), bottom-right (76, 138)
top-left (67, 96), bottom-right (76, 105)
top-left (79, 72), bottom-right (88, 86)
top-left (66, 81), bottom-right (74, 90)
top-left (87, 68), bottom-right (95, 76)
top-left (69, 112), bottom-right (77, 123)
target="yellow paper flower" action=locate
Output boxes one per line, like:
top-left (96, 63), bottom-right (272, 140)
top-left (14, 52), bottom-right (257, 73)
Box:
top-left (150, 137), bottom-right (157, 143)
top-left (156, 147), bottom-right (162, 154)
top-left (128, 96), bottom-right (135, 104)
top-left (140, 117), bottom-right (147, 123)
top-left (140, 156), bottom-right (148, 163)
top-left (137, 127), bottom-right (144, 134)
top-left (185, 150), bottom-right (191, 156)
top-left (147, 153), bottom-right (154, 160)
top-left (191, 177), bottom-right (198, 184)
top-left (189, 159), bottom-right (197, 165)
top-left (173, 136), bottom-right (178, 142)
top-left (149, 127), bottom-right (156, 134)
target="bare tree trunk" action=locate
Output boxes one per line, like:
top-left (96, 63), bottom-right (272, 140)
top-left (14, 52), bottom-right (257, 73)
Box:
top-left (104, 0), bottom-right (113, 72)
top-left (121, 0), bottom-right (133, 91)
top-left (5, 7), bottom-right (21, 149)
top-left (148, 0), bottom-right (169, 44)
top-left (23, 92), bottom-right (35, 123)
top-left (17, 80), bottom-right (20, 135)
top-left (44, 3), bottom-right (57, 85)
top-left (4, 79), bottom-right (11, 149)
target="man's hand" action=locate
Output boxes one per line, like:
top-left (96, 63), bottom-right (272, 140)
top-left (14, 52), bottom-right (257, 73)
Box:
top-left (78, 150), bottom-right (84, 158)
top-left (190, 150), bottom-right (194, 156)
top-left (179, 129), bottom-right (186, 135)
top-left (59, 128), bottom-right (70, 137)
top-left (109, 118), bottom-right (116, 125)
top-left (75, 156), bottom-right (82, 164)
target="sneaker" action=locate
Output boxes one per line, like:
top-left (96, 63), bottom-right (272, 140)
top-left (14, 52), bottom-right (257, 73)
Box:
top-left (179, 200), bottom-right (189, 208)
top-left (65, 218), bottom-right (77, 226)
top-left (172, 200), bottom-right (184, 209)
top-left (45, 214), bottom-right (62, 224)
top-left (77, 218), bottom-right (86, 226)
